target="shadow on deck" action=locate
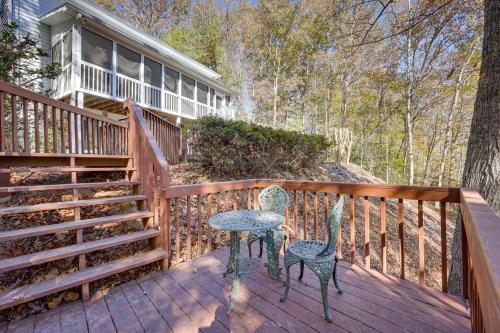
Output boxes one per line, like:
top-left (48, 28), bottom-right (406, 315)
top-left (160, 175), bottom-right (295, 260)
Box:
top-left (3, 242), bottom-right (471, 333)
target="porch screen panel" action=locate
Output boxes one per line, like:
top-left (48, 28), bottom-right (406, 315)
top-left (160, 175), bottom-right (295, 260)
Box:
top-left (181, 75), bottom-right (195, 100)
top-left (117, 45), bottom-right (140, 80)
top-left (216, 94), bottom-right (223, 109)
top-left (210, 88), bottom-right (215, 107)
top-left (197, 83), bottom-right (208, 104)
top-left (81, 28), bottom-right (112, 69)
top-left (164, 66), bottom-right (179, 93)
top-left (52, 41), bottom-right (62, 65)
top-left (63, 33), bottom-right (72, 66)
top-left (144, 57), bottom-right (161, 87)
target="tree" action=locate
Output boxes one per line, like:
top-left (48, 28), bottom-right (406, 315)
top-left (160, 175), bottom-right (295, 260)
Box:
top-left (0, 22), bottom-right (61, 92)
top-left (448, 0), bottom-right (499, 295)
top-left (96, 0), bottom-right (190, 37)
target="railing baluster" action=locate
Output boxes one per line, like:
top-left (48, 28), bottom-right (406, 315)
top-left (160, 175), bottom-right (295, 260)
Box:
top-left (350, 194), bottom-right (355, 263)
top-left (216, 192), bottom-right (222, 245)
top-left (380, 197), bottom-right (386, 274)
top-left (418, 200), bottom-right (424, 285)
top-left (68, 112), bottom-right (72, 154)
top-left (233, 191), bottom-right (238, 210)
top-left (398, 198), bottom-right (405, 279)
top-left (197, 194), bottom-right (202, 256)
top-left (364, 196), bottom-right (370, 269)
top-left (293, 190), bottom-right (298, 239)
top-left (175, 197), bottom-right (180, 264)
top-left (254, 188), bottom-right (259, 209)
top-left (34, 102), bottom-right (39, 152)
top-left (86, 117), bottom-right (90, 154)
top-left (186, 195), bottom-right (192, 260)
top-left (303, 190), bottom-right (308, 240)
top-left (207, 193), bottom-right (212, 252)
top-left (440, 201), bottom-right (447, 292)
top-left (43, 104), bottom-right (48, 153)
top-left (12, 94), bottom-right (18, 151)
top-left (313, 192), bottom-right (318, 239)
top-left (0, 92), bottom-right (4, 151)
top-left (52, 106), bottom-right (57, 152)
top-left (163, 197), bottom-right (170, 270)
top-left (323, 192), bottom-right (329, 242)
top-left (60, 108), bottom-right (65, 153)
top-left (247, 189), bottom-right (252, 209)
top-left (23, 98), bottom-right (28, 152)
top-left (336, 193), bottom-right (342, 259)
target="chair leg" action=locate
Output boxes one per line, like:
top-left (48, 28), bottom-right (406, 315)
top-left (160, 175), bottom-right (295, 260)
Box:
top-left (280, 260), bottom-right (292, 302)
top-left (320, 279), bottom-right (333, 322)
top-left (333, 259), bottom-right (342, 294)
top-left (298, 259), bottom-right (304, 281)
top-left (247, 237), bottom-right (253, 258)
top-left (258, 238), bottom-right (264, 258)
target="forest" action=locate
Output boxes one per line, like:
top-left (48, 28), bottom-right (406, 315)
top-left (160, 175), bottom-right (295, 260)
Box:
top-left (96, 0), bottom-right (483, 187)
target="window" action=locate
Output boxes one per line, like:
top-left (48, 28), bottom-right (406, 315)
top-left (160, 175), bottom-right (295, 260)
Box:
top-left (225, 95), bottom-right (231, 107)
top-left (82, 28), bottom-right (112, 69)
top-left (197, 83), bottom-right (208, 104)
top-left (63, 33), bottom-right (72, 66)
top-left (216, 93), bottom-right (223, 109)
top-left (210, 88), bottom-right (215, 107)
top-left (117, 45), bottom-right (140, 80)
top-left (144, 57), bottom-right (161, 87)
top-left (164, 66), bottom-right (179, 93)
top-left (181, 75), bottom-right (195, 99)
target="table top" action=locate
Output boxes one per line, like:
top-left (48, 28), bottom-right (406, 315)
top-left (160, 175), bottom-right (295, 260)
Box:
top-left (208, 210), bottom-right (284, 232)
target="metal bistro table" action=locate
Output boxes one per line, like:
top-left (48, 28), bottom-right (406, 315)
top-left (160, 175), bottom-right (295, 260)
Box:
top-left (208, 209), bottom-right (284, 314)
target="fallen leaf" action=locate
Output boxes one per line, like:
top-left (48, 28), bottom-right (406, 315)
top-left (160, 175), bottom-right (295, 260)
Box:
top-left (64, 291), bottom-right (79, 302)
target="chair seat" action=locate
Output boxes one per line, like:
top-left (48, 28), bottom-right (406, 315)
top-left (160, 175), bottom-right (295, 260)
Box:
top-left (287, 240), bottom-right (335, 260)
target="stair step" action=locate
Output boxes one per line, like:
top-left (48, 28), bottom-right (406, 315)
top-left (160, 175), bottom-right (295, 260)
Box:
top-left (0, 229), bottom-right (160, 273)
top-left (0, 248), bottom-right (167, 310)
top-left (0, 181), bottom-right (141, 193)
top-left (0, 195), bottom-right (147, 215)
top-left (0, 167), bottom-right (136, 173)
top-left (0, 211), bottom-right (153, 242)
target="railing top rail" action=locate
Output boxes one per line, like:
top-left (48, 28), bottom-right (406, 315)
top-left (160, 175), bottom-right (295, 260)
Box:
top-left (162, 179), bottom-right (461, 203)
top-left (80, 60), bottom-right (114, 74)
top-left (460, 188), bottom-right (500, 332)
top-left (0, 80), bottom-right (126, 127)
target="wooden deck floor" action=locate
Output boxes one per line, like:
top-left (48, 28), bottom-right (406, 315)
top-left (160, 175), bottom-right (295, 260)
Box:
top-left (2, 243), bottom-right (471, 333)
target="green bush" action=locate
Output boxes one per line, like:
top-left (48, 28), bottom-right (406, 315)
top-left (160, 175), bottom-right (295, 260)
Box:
top-left (185, 116), bottom-right (330, 178)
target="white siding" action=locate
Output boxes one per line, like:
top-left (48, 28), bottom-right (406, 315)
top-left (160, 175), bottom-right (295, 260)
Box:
top-left (0, 0), bottom-right (12, 29)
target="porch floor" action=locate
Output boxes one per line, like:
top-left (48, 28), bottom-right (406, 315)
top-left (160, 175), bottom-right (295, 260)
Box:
top-left (3, 243), bottom-right (471, 333)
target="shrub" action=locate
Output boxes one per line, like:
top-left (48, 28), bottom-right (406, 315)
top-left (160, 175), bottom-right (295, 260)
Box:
top-left (185, 116), bottom-right (330, 178)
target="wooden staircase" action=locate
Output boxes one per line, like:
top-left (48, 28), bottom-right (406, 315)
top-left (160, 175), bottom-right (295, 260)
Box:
top-left (0, 81), bottom-right (171, 312)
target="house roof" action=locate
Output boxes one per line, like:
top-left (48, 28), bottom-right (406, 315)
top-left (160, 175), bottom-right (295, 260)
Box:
top-left (39, 0), bottom-right (233, 95)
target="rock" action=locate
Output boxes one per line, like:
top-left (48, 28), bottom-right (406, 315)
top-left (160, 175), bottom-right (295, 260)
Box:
top-left (64, 291), bottom-right (80, 302)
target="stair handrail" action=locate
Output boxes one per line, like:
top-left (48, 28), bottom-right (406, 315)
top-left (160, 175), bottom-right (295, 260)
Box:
top-left (124, 99), bottom-right (170, 270)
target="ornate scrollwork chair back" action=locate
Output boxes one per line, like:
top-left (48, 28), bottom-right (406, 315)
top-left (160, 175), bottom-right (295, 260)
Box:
top-left (317, 195), bottom-right (345, 257)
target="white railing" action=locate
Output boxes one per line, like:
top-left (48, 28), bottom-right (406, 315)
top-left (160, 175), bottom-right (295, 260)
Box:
top-left (80, 61), bottom-right (113, 96)
top-left (144, 83), bottom-right (161, 110)
top-left (180, 97), bottom-right (196, 118)
top-left (57, 61), bottom-right (234, 119)
top-left (164, 90), bottom-right (179, 114)
top-left (116, 74), bottom-right (141, 102)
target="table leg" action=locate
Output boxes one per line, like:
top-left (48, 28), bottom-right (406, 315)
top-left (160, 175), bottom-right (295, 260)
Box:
top-left (266, 229), bottom-right (284, 281)
top-left (228, 231), bottom-right (240, 315)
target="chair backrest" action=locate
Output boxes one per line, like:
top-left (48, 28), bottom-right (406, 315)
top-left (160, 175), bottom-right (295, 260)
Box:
top-left (317, 195), bottom-right (345, 257)
top-left (258, 185), bottom-right (289, 215)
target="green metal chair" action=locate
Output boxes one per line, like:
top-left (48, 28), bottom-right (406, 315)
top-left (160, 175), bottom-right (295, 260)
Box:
top-left (247, 185), bottom-right (289, 264)
top-left (280, 195), bottom-right (345, 322)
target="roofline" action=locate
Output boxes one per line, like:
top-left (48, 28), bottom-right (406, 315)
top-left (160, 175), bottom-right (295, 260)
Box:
top-left (39, 0), bottom-right (234, 95)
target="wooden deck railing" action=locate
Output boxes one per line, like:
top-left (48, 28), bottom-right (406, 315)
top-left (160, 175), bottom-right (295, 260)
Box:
top-left (0, 80), bottom-right (128, 156)
top-left (124, 99), bottom-right (170, 270)
top-left (161, 179), bottom-right (499, 332)
top-left (142, 108), bottom-right (183, 164)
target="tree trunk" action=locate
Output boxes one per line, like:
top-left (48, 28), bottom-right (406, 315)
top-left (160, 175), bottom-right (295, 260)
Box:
top-left (272, 69), bottom-right (280, 128)
top-left (448, 0), bottom-right (500, 295)
top-left (405, 0), bottom-right (415, 185)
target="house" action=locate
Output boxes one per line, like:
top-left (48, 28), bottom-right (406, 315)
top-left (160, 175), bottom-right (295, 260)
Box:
top-left (0, 0), bottom-right (235, 126)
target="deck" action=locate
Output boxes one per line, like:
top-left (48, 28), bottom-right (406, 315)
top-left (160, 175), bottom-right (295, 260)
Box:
top-left (2, 242), bottom-right (470, 333)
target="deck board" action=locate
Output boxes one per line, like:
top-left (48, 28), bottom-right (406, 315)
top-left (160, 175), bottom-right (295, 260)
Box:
top-left (5, 242), bottom-right (471, 333)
